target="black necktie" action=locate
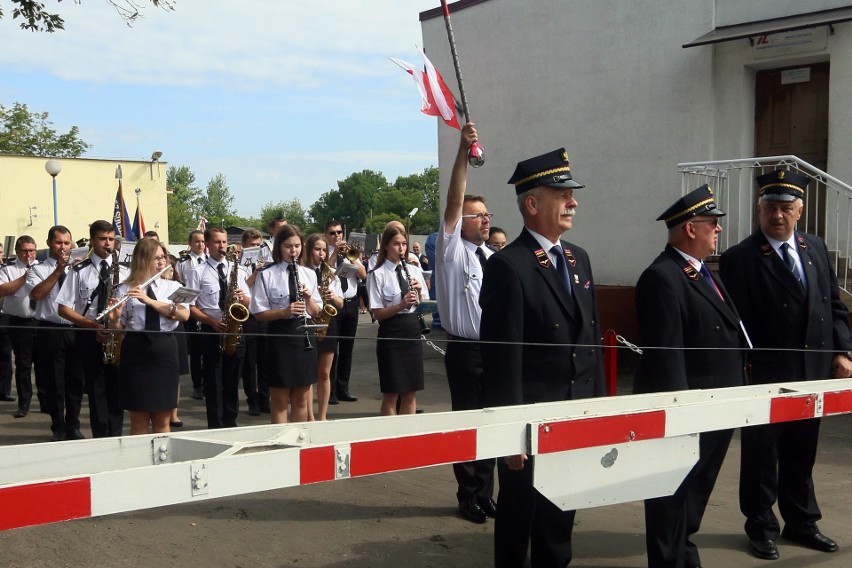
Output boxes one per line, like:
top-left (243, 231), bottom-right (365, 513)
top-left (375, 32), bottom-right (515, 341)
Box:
top-left (781, 243), bottom-right (804, 288)
top-left (217, 263), bottom-right (227, 311)
top-left (475, 247), bottom-right (487, 268)
top-left (96, 260), bottom-right (110, 314)
top-left (145, 286), bottom-right (160, 331)
top-left (699, 263), bottom-right (723, 300)
top-left (57, 266), bottom-right (67, 290)
top-left (551, 245), bottom-right (572, 296)
top-left (197, 256), bottom-right (203, 265)
top-left (288, 263), bottom-right (297, 302)
top-left (396, 264), bottom-right (410, 295)
top-left (339, 259), bottom-right (349, 293)
top-left (315, 267), bottom-right (322, 281)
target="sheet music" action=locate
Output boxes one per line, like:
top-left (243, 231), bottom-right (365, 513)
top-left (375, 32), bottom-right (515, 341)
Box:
top-left (168, 287), bottom-right (201, 304)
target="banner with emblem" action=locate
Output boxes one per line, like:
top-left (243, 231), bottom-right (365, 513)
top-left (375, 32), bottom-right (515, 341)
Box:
top-left (112, 179), bottom-right (136, 242)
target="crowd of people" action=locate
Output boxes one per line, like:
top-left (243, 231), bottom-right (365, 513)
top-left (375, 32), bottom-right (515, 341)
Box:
top-left (0, 124), bottom-right (848, 566)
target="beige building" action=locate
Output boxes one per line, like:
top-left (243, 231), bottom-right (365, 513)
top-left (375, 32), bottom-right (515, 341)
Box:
top-left (0, 155), bottom-right (169, 250)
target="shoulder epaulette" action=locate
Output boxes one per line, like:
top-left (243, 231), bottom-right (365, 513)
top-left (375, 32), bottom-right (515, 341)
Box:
top-left (73, 258), bottom-right (92, 272)
top-left (257, 262), bottom-right (275, 272)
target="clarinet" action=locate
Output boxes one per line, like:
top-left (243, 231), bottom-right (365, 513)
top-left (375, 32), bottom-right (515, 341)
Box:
top-left (399, 258), bottom-right (430, 336)
top-left (291, 255), bottom-right (314, 351)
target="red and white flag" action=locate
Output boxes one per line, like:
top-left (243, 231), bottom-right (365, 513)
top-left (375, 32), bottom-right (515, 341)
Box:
top-left (390, 49), bottom-right (460, 130)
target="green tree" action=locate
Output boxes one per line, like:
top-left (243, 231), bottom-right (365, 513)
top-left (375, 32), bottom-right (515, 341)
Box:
top-left (166, 165), bottom-right (202, 243)
top-left (309, 170), bottom-right (388, 233)
top-left (365, 213), bottom-right (404, 234)
top-left (197, 173), bottom-right (238, 228)
top-left (2, 0), bottom-right (174, 32)
top-left (259, 198), bottom-right (312, 233)
top-left (0, 102), bottom-right (90, 157)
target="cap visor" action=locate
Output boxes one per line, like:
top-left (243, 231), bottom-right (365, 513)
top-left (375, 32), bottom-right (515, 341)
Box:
top-left (760, 193), bottom-right (798, 202)
top-left (541, 179), bottom-right (585, 190)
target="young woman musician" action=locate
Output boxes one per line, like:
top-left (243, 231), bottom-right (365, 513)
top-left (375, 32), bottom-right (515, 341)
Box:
top-left (159, 242), bottom-right (186, 428)
top-left (106, 238), bottom-right (190, 435)
top-left (367, 225), bottom-right (427, 415)
top-left (303, 233), bottom-right (343, 421)
top-left (250, 225), bottom-right (321, 423)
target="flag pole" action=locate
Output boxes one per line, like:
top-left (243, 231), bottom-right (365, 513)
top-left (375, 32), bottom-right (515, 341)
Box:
top-left (439, 0), bottom-right (484, 167)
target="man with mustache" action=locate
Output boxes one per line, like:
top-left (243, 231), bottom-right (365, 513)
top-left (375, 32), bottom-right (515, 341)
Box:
top-left (720, 169), bottom-right (852, 561)
top-left (479, 148), bottom-right (604, 567)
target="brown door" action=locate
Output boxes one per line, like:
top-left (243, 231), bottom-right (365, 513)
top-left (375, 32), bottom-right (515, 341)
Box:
top-left (755, 62), bottom-right (829, 232)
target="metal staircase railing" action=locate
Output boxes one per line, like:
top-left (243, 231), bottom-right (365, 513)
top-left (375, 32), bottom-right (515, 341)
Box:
top-left (677, 156), bottom-right (852, 296)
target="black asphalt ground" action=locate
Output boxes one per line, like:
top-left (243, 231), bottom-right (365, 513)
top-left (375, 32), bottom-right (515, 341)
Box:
top-left (1, 312), bottom-right (851, 567)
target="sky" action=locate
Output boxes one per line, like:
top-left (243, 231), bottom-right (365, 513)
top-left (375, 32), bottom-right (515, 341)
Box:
top-left (0, 1), bottom-right (445, 217)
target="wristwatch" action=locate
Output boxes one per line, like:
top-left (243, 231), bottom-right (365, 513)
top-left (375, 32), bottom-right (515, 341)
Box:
top-left (844, 351), bottom-right (852, 361)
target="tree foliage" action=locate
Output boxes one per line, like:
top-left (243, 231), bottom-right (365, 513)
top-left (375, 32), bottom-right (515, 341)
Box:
top-left (197, 173), bottom-right (237, 228)
top-left (166, 165), bottom-right (203, 243)
top-left (259, 198), bottom-right (312, 234)
top-left (0, 102), bottom-right (90, 157)
top-left (309, 170), bottom-right (388, 234)
top-left (2, 0), bottom-right (175, 32)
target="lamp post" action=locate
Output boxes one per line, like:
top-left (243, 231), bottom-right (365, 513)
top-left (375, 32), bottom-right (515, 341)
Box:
top-left (44, 160), bottom-right (62, 225)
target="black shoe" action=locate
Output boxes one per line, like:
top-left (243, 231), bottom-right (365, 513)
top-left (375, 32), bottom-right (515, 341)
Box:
top-left (192, 388), bottom-right (204, 400)
top-left (65, 429), bottom-right (85, 440)
top-left (748, 539), bottom-right (779, 560)
top-left (328, 394), bottom-right (339, 405)
top-left (337, 390), bottom-right (358, 402)
top-left (458, 500), bottom-right (487, 524)
top-left (416, 408), bottom-right (424, 414)
top-left (781, 529), bottom-right (838, 553)
top-left (0, 394), bottom-right (15, 402)
top-left (477, 497), bottom-right (497, 518)
top-left (248, 401), bottom-right (261, 416)
top-left (259, 399), bottom-right (271, 413)
top-left (14, 405), bottom-right (29, 418)
top-left (51, 431), bottom-right (65, 442)
top-left (170, 420), bottom-right (183, 428)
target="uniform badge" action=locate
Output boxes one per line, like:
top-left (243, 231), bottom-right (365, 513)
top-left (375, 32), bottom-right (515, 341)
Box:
top-left (563, 247), bottom-right (577, 267)
top-left (561, 150), bottom-right (569, 162)
top-left (707, 185), bottom-right (714, 195)
top-left (683, 265), bottom-right (699, 280)
top-left (583, 280), bottom-right (590, 289)
top-left (797, 236), bottom-right (807, 249)
top-left (534, 248), bottom-right (551, 268)
top-left (759, 243), bottom-right (773, 256)
top-left (778, 170), bottom-right (786, 180)
top-left (573, 274), bottom-right (580, 284)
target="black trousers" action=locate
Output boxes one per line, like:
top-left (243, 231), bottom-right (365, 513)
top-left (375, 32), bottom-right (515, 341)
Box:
top-left (187, 318), bottom-right (204, 390)
top-left (740, 418), bottom-right (822, 540)
top-left (445, 336), bottom-right (495, 503)
top-left (36, 322), bottom-right (83, 436)
top-left (241, 315), bottom-right (269, 404)
top-left (2, 315), bottom-right (37, 407)
top-left (644, 428), bottom-right (733, 568)
top-left (495, 456), bottom-right (576, 568)
top-left (331, 297), bottom-right (359, 395)
top-left (0, 314), bottom-right (12, 397)
top-left (77, 330), bottom-right (124, 437)
top-left (200, 323), bottom-right (244, 428)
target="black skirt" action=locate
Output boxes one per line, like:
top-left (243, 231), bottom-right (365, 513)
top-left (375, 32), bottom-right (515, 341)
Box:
top-left (175, 321), bottom-right (190, 375)
top-left (266, 318), bottom-right (318, 388)
top-left (119, 331), bottom-right (179, 412)
top-left (377, 313), bottom-right (424, 393)
top-left (316, 313), bottom-right (339, 353)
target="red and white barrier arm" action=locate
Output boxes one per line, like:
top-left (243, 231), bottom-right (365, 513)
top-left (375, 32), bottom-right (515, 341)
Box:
top-left (1, 378), bottom-right (852, 531)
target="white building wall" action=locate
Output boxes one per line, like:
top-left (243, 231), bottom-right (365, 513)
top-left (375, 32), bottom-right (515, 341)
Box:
top-left (422, 0), bottom-right (852, 285)
top-left (715, 0), bottom-right (851, 27)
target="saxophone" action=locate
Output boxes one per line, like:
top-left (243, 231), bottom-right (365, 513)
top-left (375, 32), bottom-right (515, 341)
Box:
top-left (103, 250), bottom-right (125, 365)
top-left (220, 245), bottom-right (250, 355)
top-left (313, 261), bottom-right (338, 341)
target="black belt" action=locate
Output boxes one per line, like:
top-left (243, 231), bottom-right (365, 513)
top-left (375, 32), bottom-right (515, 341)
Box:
top-left (37, 320), bottom-right (73, 328)
top-left (343, 297), bottom-right (358, 303)
top-left (7, 315), bottom-right (35, 322)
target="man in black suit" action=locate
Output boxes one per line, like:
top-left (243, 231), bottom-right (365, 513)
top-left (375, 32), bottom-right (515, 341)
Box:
top-left (634, 185), bottom-right (749, 568)
top-left (480, 148), bottom-right (604, 567)
top-left (720, 169), bottom-right (852, 561)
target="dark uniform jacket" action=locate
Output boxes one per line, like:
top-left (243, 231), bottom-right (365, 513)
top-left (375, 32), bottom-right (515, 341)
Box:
top-left (719, 230), bottom-right (852, 382)
top-left (634, 245), bottom-right (748, 394)
top-left (480, 228), bottom-right (604, 407)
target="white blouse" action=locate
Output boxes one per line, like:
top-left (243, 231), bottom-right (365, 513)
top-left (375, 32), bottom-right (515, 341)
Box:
top-left (116, 278), bottom-right (188, 332)
top-left (250, 261), bottom-right (322, 316)
top-left (367, 259), bottom-right (427, 313)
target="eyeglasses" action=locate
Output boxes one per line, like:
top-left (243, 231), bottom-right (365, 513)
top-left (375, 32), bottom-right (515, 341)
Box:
top-left (461, 213), bottom-right (494, 221)
top-left (153, 255), bottom-right (168, 262)
top-left (690, 218), bottom-right (720, 228)
top-left (327, 230), bottom-right (343, 235)
top-left (17, 248), bottom-right (37, 254)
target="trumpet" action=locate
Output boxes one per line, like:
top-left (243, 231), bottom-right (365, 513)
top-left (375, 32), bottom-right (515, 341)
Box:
top-left (336, 241), bottom-right (362, 263)
top-left (399, 258), bottom-right (430, 336)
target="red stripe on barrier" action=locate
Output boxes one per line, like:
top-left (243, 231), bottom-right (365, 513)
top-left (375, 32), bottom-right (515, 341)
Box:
top-left (824, 390), bottom-right (852, 416)
top-left (300, 446), bottom-right (336, 485)
top-left (349, 430), bottom-right (477, 477)
top-left (537, 410), bottom-right (666, 454)
top-left (0, 478), bottom-right (91, 531)
top-left (770, 395), bottom-right (815, 423)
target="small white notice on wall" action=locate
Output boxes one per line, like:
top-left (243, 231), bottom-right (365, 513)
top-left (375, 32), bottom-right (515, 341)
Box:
top-left (781, 68), bottom-right (811, 85)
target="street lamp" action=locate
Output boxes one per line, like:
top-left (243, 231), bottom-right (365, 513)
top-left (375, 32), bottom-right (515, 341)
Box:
top-left (44, 160), bottom-right (62, 225)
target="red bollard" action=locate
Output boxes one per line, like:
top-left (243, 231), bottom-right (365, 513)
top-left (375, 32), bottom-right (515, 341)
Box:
top-left (603, 329), bottom-right (618, 396)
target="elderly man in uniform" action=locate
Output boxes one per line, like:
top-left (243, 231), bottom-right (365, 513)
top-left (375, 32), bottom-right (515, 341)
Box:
top-left (436, 123), bottom-right (497, 524)
top-left (720, 170), bottom-right (852, 560)
top-left (634, 185), bottom-right (749, 568)
top-left (480, 148), bottom-right (604, 567)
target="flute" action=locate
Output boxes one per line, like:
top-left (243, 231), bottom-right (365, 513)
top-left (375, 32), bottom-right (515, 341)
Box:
top-left (399, 258), bottom-right (430, 336)
top-left (94, 264), bottom-right (171, 322)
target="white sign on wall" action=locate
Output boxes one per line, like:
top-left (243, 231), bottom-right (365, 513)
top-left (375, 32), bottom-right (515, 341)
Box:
top-left (753, 27), bottom-right (828, 59)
